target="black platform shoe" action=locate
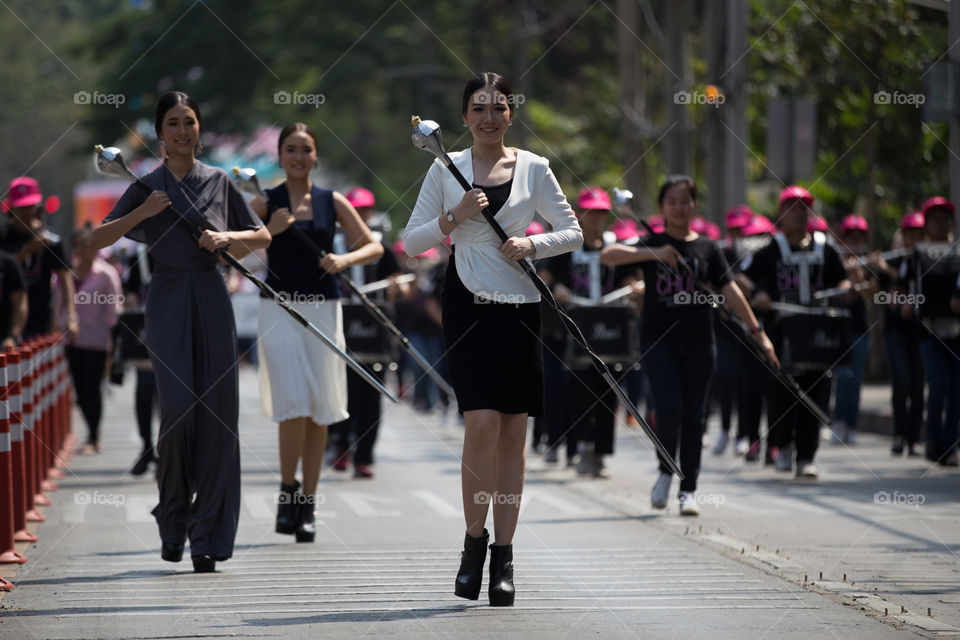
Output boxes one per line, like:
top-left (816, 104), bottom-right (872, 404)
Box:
top-left (295, 493), bottom-right (317, 543)
top-left (276, 481), bottom-right (300, 535)
top-left (192, 555), bottom-right (216, 573)
top-left (130, 447), bottom-right (156, 476)
top-left (488, 544), bottom-right (515, 606)
top-left (454, 529), bottom-right (489, 600)
top-left (161, 542), bottom-right (184, 563)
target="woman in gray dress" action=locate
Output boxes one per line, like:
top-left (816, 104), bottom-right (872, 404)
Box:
top-left (91, 91), bottom-right (271, 573)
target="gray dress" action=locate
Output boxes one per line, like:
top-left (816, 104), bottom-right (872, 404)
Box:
top-left (105, 161), bottom-right (262, 560)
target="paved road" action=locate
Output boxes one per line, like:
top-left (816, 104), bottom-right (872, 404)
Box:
top-left (0, 366), bottom-right (953, 639)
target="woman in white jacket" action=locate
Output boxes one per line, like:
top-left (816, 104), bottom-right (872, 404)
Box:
top-left (403, 72), bottom-right (582, 606)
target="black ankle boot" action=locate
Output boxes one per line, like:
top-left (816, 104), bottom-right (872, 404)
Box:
top-left (161, 542), bottom-right (184, 563)
top-left (488, 544), bottom-right (514, 606)
top-left (295, 493), bottom-right (316, 543)
top-left (130, 447), bottom-right (156, 476)
top-left (192, 554), bottom-right (216, 573)
top-left (276, 481), bottom-right (300, 535)
top-left (454, 529), bottom-right (489, 600)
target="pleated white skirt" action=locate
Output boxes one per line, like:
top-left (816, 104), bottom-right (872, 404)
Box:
top-left (257, 297), bottom-right (349, 425)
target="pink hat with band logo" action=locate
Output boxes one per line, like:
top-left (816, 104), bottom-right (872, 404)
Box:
top-left (345, 187), bottom-right (375, 209)
top-left (577, 187), bottom-right (611, 211)
top-left (921, 196), bottom-right (955, 217)
top-left (724, 205), bottom-right (753, 229)
top-left (840, 214), bottom-right (868, 233)
top-left (7, 177), bottom-right (42, 208)
top-left (780, 185), bottom-right (813, 206)
top-left (806, 215), bottom-right (828, 232)
top-left (901, 211), bottom-right (924, 230)
top-left (611, 218), bottom-right (638, 241)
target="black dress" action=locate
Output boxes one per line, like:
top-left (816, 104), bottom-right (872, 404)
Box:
top-left (441, 180), bottom-right (544, 416)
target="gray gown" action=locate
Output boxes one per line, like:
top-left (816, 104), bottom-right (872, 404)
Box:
top-left (104, 161), bottom-right (262, 560)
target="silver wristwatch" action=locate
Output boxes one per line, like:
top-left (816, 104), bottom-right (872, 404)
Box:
top-left (445, 210), bottom-right (456, 225)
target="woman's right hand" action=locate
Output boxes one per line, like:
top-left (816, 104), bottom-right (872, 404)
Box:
top-left (654, 245), bottom-right (683, 267)
top-left (266, 207), bottom-right (296, 235)
top-left (451, 188), bottom-right (488, 222)
top-left (140, 191), bottom-right (171, 218)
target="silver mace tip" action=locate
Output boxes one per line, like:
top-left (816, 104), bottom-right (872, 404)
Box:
top-left (94, 145), bottom-right (129, 178)
top-left (231, 166), bottom-right (256, 180)
top-left (610, 187), bottom-right (635, 216)
top-left (410, 115), bottom-right (444, 158)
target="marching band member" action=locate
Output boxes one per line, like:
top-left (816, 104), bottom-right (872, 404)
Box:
top-left (741, 186), bottom-right (850, 479)
top-left (92, 91), bottom-right (272, 572)
top-left (403, 72), bottom-right (582, 605)
top-left (914, 197), bottom-right (960, 466)
top-left (602, 176), bottom-right (776, 514)
top-left (249, 123), bottom-right (383, 541)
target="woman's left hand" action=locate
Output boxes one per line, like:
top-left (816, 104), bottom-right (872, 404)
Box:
top-left (320, 253), bottom-right (350, 274)
top-left (499, 237), bottom-right (535, 262)
top-left (756, 331), bottom-right (780, 368)
top-left (198, 230), bottom-right (232, 252)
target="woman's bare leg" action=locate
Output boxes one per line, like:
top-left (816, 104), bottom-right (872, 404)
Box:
top-left (461, 409), bottom-right (500, 537)
top-left (492, 413), bottom-right (527, 545)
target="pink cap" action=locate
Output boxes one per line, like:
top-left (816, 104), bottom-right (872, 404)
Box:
top-left (392, 239), bottom-right (405, 255)
top-left (742, 214), bottom-right (775, 236)
top-left (901, 211), bottom-right (924, 230)
top-left (725, 205), bottom-right (753, 229)
top-left (806, 215), bottom-right (828, 232)
top-left (646, 214), bottom-right (665, 233)
top-left (840, 214), bottom-right (868, 234)
top-left (345, 187), bottom-right (375, 209)
top-left (525, 221), bottom-right (545, 236)
top-left (577, 187), bottom-right (611, 211)
top-left (7, 177), bottom-right (42, 208)
top-left (705, 221), bottom-right (722, 240)
top-left (921, 196), bottom-right (955, 217)
top-left (611, 218), bottom-right (638, 242)
top-left (779, 185), bottom-right (813, 207)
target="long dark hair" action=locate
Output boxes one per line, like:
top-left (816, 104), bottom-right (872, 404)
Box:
top-left (461, 72), bottom-right (516, 117)
top-left (277, 122), bottom-right (319, 157)
top-left (154, 91), bottom-right (202, 137)
top-left (657, 175), bottom-right (698, 206)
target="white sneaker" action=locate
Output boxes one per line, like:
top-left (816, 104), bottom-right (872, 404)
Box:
top-left (679, 492), bottom-right (700, 516)
top-left (796, 460), bottom-right (820, 479)
top-left (651, 473), bottom-right (672, 509)
top-left (711, 431), bottom-right (730, 456)
top-left (702, 433), bottom-right (711, 448)
top-left (735, 437), bottom-right (750, 456)
top-left (775, 445), bottom-right (794, 472)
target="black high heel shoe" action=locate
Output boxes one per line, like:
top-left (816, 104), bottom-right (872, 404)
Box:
top-left (192, 555), bottom-right (216, 573)
top-left (161, 542), bottom-right (184, 563)
top-left (295, 493), bottom-right (316, 543)
top-left (130, 448), bottom-right (156, 476)
top-left (488, 544), bottom-right (515, 606)
top-left (276, 481), bottom-right (300, 535)
top-left (454, 529), bottom-right (489, 600)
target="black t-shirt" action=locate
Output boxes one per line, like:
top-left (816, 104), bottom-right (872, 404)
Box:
top-left (542, 241), bottom-right (636, 300)
top-left (742, 235), bottom-right (847, 305)
top-left (912, 244), bottom-right (960, 322)
top-left (878, 256), bottom-right (922, 335)
top-left (0, 225), bottom-right (69, 336)
top-left (0, 250), bottom-right (26, 340)
top-left (338, 240), bottom-right (401, 302)
top-left (637, 233), bottom-right (732, 347)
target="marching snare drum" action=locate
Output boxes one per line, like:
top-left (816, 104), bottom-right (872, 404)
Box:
top-left (568, 305), bottom-right (639, 371)
top-left (778, 311), bottom-right (852, 373)
top-left (342, 302), bottom-right (396, 364)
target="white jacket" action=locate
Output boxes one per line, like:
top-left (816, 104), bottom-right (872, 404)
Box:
top-left (402, 147), bottom-right (582, 302)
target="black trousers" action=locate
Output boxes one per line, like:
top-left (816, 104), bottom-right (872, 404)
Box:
top-left (645, 339), bottom-right (716, 492)
top-left (568, 366), bottom-right (616, 456)
top-left (331, 366), bottom-right (384, 466)
top-left (766, 370), bottom-right (831, 463)
top-left (737, 342), bottom-right (769, 444)
top-left (66, 347), bottom-right (108, 446)
top-left (136, 368), bottom-right (157, 450)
